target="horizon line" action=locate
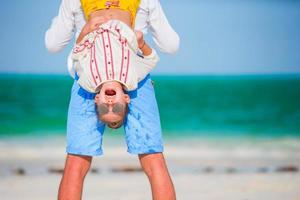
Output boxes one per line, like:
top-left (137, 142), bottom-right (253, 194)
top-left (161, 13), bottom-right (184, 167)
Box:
top-left (1, 71), bottom-right (300, 77)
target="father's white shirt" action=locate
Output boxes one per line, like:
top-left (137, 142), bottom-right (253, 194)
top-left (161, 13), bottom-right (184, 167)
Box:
top-left (45, 0), bottom-right (180, 78)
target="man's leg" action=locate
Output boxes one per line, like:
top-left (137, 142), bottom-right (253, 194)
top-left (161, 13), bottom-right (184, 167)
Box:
top-left (58, 154), bottom-right (92, 200)
top-left (59, 80), bottom-right (105, 200)
top-left (139, 153), bottom-right (176, 200)
top-left (125, 75), bottom-right (176, 199)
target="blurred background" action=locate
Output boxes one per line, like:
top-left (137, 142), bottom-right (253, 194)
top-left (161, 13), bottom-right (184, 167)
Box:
top-left (0, 0), bottom-right (300, 200)
top-left (1, 0), bottom-right (300, 137)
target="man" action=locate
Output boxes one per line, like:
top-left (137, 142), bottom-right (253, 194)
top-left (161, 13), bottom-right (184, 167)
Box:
top-left (45, 0), bottom-right (180, 199)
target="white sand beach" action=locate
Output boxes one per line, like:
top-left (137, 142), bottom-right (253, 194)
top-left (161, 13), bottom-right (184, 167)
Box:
top-left (1, 136), bottom-right (300, 200)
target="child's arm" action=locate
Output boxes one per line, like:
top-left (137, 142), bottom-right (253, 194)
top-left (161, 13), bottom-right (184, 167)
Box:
top-left (134, 31), bottom-right (159, 82)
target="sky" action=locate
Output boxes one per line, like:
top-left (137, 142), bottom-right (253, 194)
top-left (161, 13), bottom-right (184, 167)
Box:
top-left (0, 0), bottom-right (300, 75)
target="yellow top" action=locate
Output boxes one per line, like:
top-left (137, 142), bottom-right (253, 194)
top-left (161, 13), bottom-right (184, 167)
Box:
top-left (80, 0), bottom-right (140, 25)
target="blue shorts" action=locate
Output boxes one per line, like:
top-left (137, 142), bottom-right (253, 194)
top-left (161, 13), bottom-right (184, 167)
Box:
top-left (66, 74), bottom-right (164, 156)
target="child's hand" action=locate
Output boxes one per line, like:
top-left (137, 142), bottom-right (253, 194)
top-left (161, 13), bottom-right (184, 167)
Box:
top-left (135, 31), bottom-right (145, 49)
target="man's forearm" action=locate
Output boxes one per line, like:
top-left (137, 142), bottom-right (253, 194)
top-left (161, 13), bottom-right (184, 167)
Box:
top-left (45, 0), bottom-right (75, 53)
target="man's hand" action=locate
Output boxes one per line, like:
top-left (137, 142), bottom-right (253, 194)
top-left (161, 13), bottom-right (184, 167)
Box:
top-left (89, 16), bottom-right (110, 31)
top-left (76, 16), bottom-right (109, 44)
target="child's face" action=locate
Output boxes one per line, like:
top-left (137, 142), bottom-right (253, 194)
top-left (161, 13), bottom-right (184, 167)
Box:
top-left (95, 81), bottom-right (130, 127)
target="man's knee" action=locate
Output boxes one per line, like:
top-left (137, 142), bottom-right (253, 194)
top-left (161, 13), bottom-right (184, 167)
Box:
top-left (138, 153), bottom-right (167, 177)
top-left (64, 154), bottom-right (92, 176)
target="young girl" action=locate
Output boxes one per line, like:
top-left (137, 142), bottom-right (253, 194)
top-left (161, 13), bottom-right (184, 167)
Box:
top-left (72, 0), bottom-right (159, 128)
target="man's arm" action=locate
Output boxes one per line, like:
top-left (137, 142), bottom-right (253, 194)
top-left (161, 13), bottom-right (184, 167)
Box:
top-left (135, 0), bottom-right (180, 54)
top-left (45, 0), bottom-right (75, 53)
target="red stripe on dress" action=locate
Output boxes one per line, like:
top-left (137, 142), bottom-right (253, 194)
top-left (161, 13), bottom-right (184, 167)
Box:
top-left (119, 41), bottom-right (125, 81)
top-left (101, 32), bottom-right (109, 80)
top-left (115, 25), bottom-right (125, 82)
top-left (106, 31), bottom-right (115, 79)
top-left (124, 47), bottom-right (130, 83)
top-left (89, 45), bottom-right (97, 86)
top-left (93, 44), bottom-right (102, 83)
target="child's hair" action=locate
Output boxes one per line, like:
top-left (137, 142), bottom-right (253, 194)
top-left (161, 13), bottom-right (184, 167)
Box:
top-left (96, 103), bottom-right (129, 129)
top-left (107, 120), bottom-right (124, 129)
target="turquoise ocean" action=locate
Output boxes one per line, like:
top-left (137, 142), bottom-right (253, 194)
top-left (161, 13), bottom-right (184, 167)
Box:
top-left (0, 74), bottom-right (300, 139)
